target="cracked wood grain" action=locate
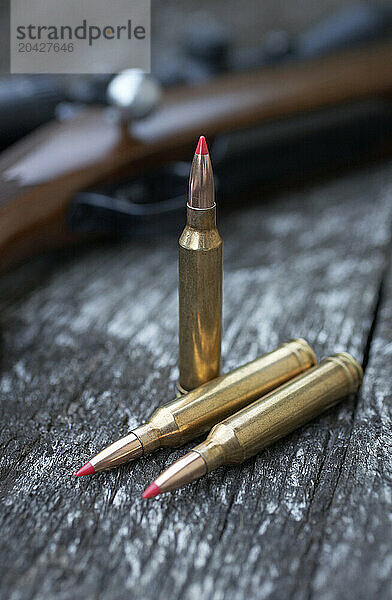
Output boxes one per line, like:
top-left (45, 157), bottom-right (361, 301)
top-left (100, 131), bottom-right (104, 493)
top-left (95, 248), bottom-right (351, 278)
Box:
top-left (1, 161), bottom-right (392, 600)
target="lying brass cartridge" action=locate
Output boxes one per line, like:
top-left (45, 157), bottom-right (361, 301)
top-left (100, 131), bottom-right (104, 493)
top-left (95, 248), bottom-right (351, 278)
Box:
top-left (178, 135), bottom-right (222, 393)
top-left (76, 339), bottom-right (316, 476)
top-left (143, 353), bottom-right (363, 497)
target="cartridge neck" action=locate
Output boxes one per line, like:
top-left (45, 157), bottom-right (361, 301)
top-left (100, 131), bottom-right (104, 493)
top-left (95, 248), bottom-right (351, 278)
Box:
top-left (186, 204), bottom-right (216, 230)
top-left (133, 422), bottom-right (161, 454)
top-left (193, 439), bottom-right (226, 473)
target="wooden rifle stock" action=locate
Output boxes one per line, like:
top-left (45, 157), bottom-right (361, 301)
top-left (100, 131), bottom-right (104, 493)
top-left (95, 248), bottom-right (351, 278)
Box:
top-left (1, 41), bottom-right (392, 272)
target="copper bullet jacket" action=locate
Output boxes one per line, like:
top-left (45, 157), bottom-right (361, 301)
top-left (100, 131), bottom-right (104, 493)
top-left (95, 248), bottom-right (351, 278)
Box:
top-left (88, 433), bottom-right (143, 473)
top-left (188, 152), bottom-right (215, 209)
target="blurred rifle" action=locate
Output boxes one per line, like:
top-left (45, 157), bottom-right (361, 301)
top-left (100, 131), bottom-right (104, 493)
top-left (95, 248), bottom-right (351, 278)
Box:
top-left (1, 40), bottom-right (392, 272)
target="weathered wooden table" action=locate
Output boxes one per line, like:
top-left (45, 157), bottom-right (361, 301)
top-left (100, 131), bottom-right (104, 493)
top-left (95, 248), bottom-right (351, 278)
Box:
top-left (1, 160), bottom-right (392, 600)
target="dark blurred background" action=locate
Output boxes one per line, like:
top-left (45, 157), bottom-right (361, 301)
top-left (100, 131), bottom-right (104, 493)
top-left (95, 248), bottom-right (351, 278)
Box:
top-left (0, 0), bottom-right (389, 73)
top-left (149, 0), bottom-right (385, 56)
top-left (1, 0), bottom-right (392, 268)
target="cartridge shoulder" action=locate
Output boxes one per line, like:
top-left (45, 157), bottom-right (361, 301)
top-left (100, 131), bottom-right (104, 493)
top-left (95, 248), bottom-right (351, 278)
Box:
top-left (149, 405), bottom-right (180, 443)
top-left (179, 226), bottom-right (222, 252)
top-left (207, 421), bottom-right (244, 466)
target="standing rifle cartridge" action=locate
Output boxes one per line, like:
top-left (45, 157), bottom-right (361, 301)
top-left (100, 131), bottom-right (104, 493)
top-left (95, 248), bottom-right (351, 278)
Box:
top-left (178, 135), bottom-right (222, 393)
top-left (76, 339), bottom-right (316, 476)
top-left (143, 353), bottom-right (363, 497)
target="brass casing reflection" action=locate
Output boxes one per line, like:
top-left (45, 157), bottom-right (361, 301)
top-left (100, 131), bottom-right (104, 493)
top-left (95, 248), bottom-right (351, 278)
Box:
top-left (178, 204), bottom-right (222, 392)
top-left (135, 339), bottom-right (317, 454)
top-left (194, 353), bottom-right (363, 472)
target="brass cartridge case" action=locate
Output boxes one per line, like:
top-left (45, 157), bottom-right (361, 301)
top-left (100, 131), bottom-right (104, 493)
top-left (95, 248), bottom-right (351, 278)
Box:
top-left (135, 339), bottom-right (316, 454)
top-left (178, 203), bottom-right (223, 392)
top-left (194, 353), bottom-right (363, 472)
top-left (83, 339), bottom-right (317, 475)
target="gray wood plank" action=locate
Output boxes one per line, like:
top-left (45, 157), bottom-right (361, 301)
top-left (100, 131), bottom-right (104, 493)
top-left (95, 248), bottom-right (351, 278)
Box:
top-left (304, 249), bottom-right (392, 600)
top-left (1, 162), bottom-right (392, 600)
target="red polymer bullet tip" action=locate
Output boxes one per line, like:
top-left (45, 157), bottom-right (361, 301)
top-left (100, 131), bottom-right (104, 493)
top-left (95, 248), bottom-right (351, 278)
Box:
top-left (142, 482), bottom-right (161, 499)
top-left (76, 462), bottom-right (95, 477)
top-left (195, 135), bottom-right (208, 155)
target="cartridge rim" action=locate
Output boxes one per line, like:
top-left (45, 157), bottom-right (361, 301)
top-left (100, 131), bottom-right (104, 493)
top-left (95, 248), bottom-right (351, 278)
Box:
top-left (288, 338), bottom-right (318, 368)
top-left (325, 352), bottom-right (363, 390)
